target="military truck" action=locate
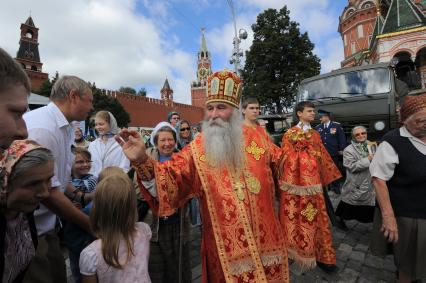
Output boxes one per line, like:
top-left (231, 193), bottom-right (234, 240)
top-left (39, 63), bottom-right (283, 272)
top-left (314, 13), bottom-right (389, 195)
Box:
top-left (296, 62), bottom-right (420, 141)
top-left (258, 113), bottom-right (292, 146)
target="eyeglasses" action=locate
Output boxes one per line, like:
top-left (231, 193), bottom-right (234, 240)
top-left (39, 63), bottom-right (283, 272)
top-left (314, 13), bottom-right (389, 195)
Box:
top-left (354, 132), bottom-right (367, 137)
top-left (180, 127), bottom-right (191, 132)
top-left (75, 160), bottom-right (93, 165)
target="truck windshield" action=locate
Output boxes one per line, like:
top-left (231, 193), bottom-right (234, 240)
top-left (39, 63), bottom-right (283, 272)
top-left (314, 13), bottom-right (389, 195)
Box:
top-left (298, 68), bottom-right (391, 101)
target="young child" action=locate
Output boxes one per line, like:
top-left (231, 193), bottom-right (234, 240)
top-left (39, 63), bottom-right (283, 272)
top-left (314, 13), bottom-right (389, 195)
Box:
top-left (79, 172), bottom-right (152, 283)
top-left (64, 147), bottom-right (98, 283)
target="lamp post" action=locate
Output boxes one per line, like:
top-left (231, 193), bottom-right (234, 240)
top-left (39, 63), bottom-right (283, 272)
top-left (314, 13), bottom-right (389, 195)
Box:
top-left (227, 0), bottom-right (247, 75)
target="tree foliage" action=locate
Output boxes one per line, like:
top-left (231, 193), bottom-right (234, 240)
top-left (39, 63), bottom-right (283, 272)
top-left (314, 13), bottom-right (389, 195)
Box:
top-left (119, 86), bottom-right (147, 97)
top-left (119, 86), bottom-right (136, 94)
top-left (137, 87), bottom-right (147, 96)
top-left (36, 71), bottom-right (59, 97)
top-left (90, 84), bottom-right (130, 128)
top-left (241, 6), bottom-right (321, 114)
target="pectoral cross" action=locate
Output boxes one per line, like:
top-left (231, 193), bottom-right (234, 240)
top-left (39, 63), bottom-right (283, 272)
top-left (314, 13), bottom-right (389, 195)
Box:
top-left (233, 181), bottom-right (245, 201)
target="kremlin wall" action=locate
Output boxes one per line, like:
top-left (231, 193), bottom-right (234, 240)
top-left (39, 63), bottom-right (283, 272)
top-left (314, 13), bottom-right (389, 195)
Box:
top-left (102, 89), bottom-right (204, 128)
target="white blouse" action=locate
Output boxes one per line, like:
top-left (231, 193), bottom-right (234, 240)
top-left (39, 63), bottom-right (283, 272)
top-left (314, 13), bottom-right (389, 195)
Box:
top-left (88, 137), bottom-right (130, 178)
top-left (79, 222), bottom-right (152, 283)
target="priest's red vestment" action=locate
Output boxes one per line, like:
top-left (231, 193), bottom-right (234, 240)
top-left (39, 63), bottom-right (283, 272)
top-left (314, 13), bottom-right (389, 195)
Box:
top-left (137, 125), bottom-right (289, 283)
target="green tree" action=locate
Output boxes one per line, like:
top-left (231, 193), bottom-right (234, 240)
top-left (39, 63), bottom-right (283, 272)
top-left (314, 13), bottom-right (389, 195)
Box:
top-left (118, 86), bottom-right (136, 94)
top-left (36, 71), bottom-right (59, 97)
top-left (241, 6), bottom-right (321, 114)
top-left (137, 87), bottom-right (147, 96)
top-left (91, 85), bottom-right (130, 128)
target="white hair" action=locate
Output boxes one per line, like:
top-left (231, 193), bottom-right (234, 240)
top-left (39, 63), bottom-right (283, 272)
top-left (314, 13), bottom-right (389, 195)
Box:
top-left (202, 108), bottom-right (244, 169)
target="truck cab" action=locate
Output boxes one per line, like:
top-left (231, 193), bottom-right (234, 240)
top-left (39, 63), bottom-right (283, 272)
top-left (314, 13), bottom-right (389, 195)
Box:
top-left (296, 63), bottom-right (415, 141)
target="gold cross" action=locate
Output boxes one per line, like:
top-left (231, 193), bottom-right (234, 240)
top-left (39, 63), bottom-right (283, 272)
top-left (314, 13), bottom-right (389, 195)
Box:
top-left (245, 141), bottom-right (265, 161)
top-left (301, 202), bottom-right (318, 222)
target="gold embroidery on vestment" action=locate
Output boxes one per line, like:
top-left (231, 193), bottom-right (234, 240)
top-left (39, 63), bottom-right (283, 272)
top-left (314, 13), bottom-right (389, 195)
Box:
top-left (245, 141), bottom-right (265, 160)
top-left (301, 202), bottom-right (317, 222)
top-left (245, 172), bottom-right (260, 194)
top-left (234, 181), bottom-right (245, 201)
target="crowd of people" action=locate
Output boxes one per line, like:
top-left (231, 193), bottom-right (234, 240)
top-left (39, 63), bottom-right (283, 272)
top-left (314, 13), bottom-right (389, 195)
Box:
top-left (0, 44), bottom-right (426, 283)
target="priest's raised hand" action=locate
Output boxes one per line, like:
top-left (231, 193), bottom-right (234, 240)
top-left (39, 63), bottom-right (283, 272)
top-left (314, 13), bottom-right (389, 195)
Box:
top-left (115, 129), bottom-right (148, 163)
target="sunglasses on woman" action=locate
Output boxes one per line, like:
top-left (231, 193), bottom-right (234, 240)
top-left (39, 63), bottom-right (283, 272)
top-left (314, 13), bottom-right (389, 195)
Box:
top-left (180, 127), bottom-right (191, 132)
top-left (354, 132), bottom-right (367, 137)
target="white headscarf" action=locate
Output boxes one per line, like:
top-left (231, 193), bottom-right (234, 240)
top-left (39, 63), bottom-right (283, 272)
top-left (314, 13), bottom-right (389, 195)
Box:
top-left (107, 111), bottom-right (119, 135)
top-left (150, 121), bottom-right (177, 148)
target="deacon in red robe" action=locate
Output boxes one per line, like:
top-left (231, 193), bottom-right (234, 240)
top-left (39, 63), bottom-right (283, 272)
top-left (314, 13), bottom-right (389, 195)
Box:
top-left (279, 101), bottom-right (341, 272)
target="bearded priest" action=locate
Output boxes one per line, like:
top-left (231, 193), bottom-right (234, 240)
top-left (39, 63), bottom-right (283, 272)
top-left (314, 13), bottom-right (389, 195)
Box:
top-left (116, 70), bottom-right (289, 283)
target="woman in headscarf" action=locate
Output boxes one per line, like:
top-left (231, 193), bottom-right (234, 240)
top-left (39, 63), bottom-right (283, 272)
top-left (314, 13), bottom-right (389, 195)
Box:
top-left (73, 127), bottom-right (90, 149)
top-left (138, 122), bottom-right (192, 283)
top-left (88, 111), bottom-right (130, 178)
top-left (0, 140), bottom-right (54, 283)
top-left (175, 120), bottom-right (193, 150)
top-left (335, 126), bottom-right (375, 229)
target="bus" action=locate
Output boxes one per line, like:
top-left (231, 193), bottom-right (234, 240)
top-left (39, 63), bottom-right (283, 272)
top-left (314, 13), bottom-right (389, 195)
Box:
top-left (296, 63), bottom-right (420, 141)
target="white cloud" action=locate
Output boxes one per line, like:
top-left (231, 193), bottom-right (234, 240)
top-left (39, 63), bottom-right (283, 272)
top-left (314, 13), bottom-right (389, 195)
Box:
top-left (0, 0), bottom-right (346, 105)
top-left (0, 0), bottom-right (195, 103)
top-left (315, 37), bottom-right (344, 73)
top-left (207, 0), bottom-right (344, 73)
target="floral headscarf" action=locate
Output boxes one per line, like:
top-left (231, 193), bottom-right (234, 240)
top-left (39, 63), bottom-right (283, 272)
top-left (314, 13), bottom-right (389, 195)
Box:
top-left (0, 140), bottom-right (43, 201)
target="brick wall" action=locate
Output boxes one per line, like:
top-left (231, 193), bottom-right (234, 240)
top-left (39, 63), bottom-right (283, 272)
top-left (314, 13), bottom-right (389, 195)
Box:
top-left (191, 86), bottom-right (207, 108)
top-left (103, 90), bottom-right (204, 128)
top-left (27, 69), bottom-right (48, 92)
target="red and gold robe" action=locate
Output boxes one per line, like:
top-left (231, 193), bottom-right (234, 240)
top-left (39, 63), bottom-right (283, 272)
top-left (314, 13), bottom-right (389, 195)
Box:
top-left (278, 126), bottom-right (341, 269)
top-left (136, 125), bottom-right (289, 283)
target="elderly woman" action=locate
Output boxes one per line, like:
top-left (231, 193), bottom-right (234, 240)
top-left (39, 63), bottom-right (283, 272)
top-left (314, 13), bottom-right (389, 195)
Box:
top-left (73, 127), bottom-right (90, 149)
top-left (139, 122), bottom-right (192, 283)
top-left (88, 111), bottom-right (130, 178)
top-left (335, 126), bottom-right (375, 228)
top-left (370, 93), bottom-right (426, 283)
top-left (175, 120), bottom-right (193, 150)
top-left (0, 140), bottom-right (54, 282)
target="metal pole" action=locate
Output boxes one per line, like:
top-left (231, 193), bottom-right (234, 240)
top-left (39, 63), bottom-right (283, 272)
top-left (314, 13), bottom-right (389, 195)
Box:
top-left (227, 0), bottom-right (240, 74)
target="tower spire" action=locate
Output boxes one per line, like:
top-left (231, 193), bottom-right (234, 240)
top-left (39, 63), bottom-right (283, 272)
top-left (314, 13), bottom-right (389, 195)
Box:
top-left (15, 15), bottom-right (48, 91)
top-left (200, 27), bottom-right (208, 53)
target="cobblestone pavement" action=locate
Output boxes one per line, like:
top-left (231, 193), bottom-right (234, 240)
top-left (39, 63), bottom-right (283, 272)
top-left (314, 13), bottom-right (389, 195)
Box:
top-left (67, 191), bottom-right (396, 282)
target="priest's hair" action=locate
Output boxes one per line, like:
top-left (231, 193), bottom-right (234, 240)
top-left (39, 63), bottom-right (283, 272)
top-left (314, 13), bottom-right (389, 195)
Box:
top-left (202, 108), bottom-right (244, 169)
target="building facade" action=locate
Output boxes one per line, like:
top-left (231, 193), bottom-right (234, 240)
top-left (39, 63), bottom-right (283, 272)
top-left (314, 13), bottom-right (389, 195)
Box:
top-left (15, 16), bottom-right (48, 91)
top-left (339, 0), bottom-right (426, 88)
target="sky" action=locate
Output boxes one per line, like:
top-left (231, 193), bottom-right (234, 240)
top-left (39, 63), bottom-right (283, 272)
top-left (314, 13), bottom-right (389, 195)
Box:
top-left (0, 0), bottom-right (347, 104)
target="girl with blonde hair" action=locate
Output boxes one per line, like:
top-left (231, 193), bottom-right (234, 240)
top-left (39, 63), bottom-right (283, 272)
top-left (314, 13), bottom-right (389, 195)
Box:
top-left (79, 172), bottom-right (151, 283)
top-left (88, 111), bottom-right (130, 178)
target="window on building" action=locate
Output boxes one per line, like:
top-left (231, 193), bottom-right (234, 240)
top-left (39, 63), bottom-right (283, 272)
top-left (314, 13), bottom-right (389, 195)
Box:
top-left (351, 42), bottom-right (356, 54)
top-left (358, 25), bottom-right (364, 38)
top-left (344, 34), bottom-right (347, 46)
top-left (25, 30), bottom-right (33, 39)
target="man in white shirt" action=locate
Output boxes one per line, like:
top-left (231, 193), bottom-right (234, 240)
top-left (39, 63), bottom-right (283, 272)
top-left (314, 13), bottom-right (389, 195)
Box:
top-left (22, 75), bottom-right (94, 283)
top-left (0, 48), bottom-right (29, 149)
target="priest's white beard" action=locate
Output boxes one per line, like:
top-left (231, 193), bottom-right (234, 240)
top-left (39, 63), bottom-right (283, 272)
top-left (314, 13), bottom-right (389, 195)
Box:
top-left (202, 109), bottom-right (244, 169)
